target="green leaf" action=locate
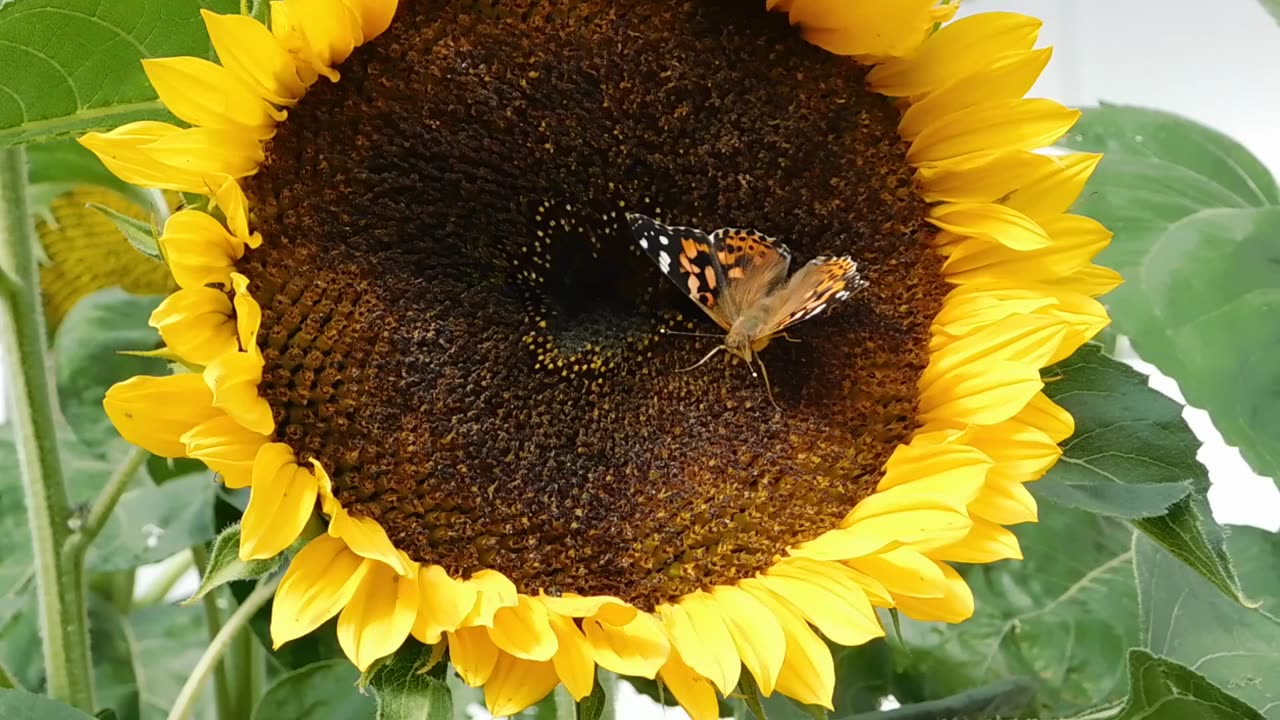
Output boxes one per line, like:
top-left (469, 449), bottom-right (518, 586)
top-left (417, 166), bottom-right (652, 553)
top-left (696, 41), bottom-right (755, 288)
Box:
top-left (1135, 531), bottom-right (1280, 716)
top-left (89, 598), bottom-right (141, 720)
top-left (53, 288), bottom-right (165, 455)
top-left (1038, 344), bottom-right (1245, 604)
top-left (88, 201), bottom-right (163, 261)
top-left (1110, 650), bottom-right (1265, 720)
top-left (842, 677), bottom-right (1036, 720)
top-left (831, 641), bottom-right (893, 715)
top-left (87, 472), bottom-right (217, 571)
top-left (252, 660), bottom-right (375, 720)
top-left (0, 690), bottom-right (97, 720)
top-left (183, 523), bottom-right (285, 605)
top-left (364, 644), bottom-right (451, 720)
top-left (130, 602), bottom-right (217, 720)
top-left (1036, 345), bottom-right (1198, 519)
top-left (576, 677), bottom-right (607, 720)
top-left (0, 0), bottom-right (242, 146)
top-left (1061, 106), bottom-right (1280, 489)
top-left (891, 505), bottom-right (1138, 715)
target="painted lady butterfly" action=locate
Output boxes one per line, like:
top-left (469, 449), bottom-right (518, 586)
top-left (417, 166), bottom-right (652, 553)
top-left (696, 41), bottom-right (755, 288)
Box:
top-left (627, 212), bottom-right (866, 405)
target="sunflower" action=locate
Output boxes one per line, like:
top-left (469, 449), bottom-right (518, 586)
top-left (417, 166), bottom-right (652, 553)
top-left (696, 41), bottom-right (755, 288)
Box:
top-left (80, 0), bottom-right (1117, 716)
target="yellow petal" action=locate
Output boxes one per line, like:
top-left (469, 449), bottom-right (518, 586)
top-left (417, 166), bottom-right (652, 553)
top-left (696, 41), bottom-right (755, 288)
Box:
top-left (181, 414), bottom-right (268, 488)
top-left (901, 48), bottom-right (1052, 140)
top-left (868, 13), bottom-right (1043, 97)
top-left (929, 202), bottom-right (1050, 250)
top-left (104, 374), bottom-right (220, 457)
top-left (916, 151), bottom-right (1057, 204)
top-left (79, 122), bottom-right (209, 192)
top-left (345, 0), bottom-right (398, 40)
top-left (891, 562), bottom-right (975, 622)
top-left (159, 210), bottom-right (246, 290)
top-left (787, 0), bottom-right (938, 59)
top-left (839, 508), bottom-right (973, 553)
top-left (963, 420), bottom-right (1061, 485)
top-left (1004, 153), bottom-right (1103, 219)
top-left (337, 562), bottom-right (419, 670)
top-left (876, 440), bottom-right (993, 492)
top-left (658, 652), bottom-right (721, 720)
top-left (582, 609), bottom-right (670, 679)
top-left (271, 534), bottom-right (372, 646)
top-left (412, 565), bottom-right (479, 644)
top-left (748, 568), bottom-right (882, 647)
top-left (484, 653), bottom-right (559, 717)
top-left (240, 443), bottom-right (319, 560)
top-left (919, 359), bottom-right (1043, 427)
top-left (142, 57), bottom-right (284, 138)
top-left (548, 612), bottom-right (597, 701)
top-left (943, 214), bottom-right (1113, 284)
top-left (969, 477), bottom-right (1039, 525)
top-left (929, 519), bottom-right (1023, 563)
top-left (487, 595), bottom-right (557, 662)
top-left (201, 10), bottom-right (306, 105)
top-left (208, 175), bottom-right (263, 248)
top-left (852, 463), bottom-right (987, 519)
top-left (328, 508), bottom-right (407, 575)
top-left (931, 286), bottom-right (1058, 338)
top-left (743, 583), bottom-right (835, 709)
top-left (149, 287), bottom-right (236, 365)
top-left (143, 127), bottom-right (265, 181)
top-left (922, 315), bottom-right (1066, 386)
top-left (909, 99), bottom-right (1081, 166)
top-left (710, 585), bottom-right (785, 696)
top-left (1042, 263), bottom-right (1124, 298)
top-left (462, 570), bottom-right (519, 626)
top-left (286, 0), bottom-right (363, 69)
top-left (1017, 392), bottom-right (1075, 443)
top-left (764, 558), bottom-right (884, 631)
top-left (539, 594), bottom-right (637, 624)
top-left (789, 526), bottom-right (894, 562)
top-left (229, 273), bottom-right (262, 351)
top-left (203, 351), bottom-right (274, 435)
top-left (847, 548), bottom-right (946, 599)
top-left (448, 625), bottom-right (500, 687)
top-left (659, 593), bottom-right (740, 696)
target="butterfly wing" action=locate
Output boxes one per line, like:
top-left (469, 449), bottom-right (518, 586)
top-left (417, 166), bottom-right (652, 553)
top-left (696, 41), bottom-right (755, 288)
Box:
top-left (627, 213), bottom-right (733, 329)
top-left (760, 255), bottom-right (867, 337)
top-left (709, 228), bottom-right (792, 321)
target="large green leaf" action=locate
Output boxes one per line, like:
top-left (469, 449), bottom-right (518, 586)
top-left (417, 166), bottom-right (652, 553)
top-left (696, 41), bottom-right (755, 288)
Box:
top-left (1061, 106), bottom-right (1280, 487)
top-left (53, 287), bottom-right (165, 457)
top-left (87, 472), bottom-right (217, 571)
top-left (890, 505), bottom-right (1138, 715)
top-left (1135, 530), bottom-right (1280, 717)
top-left (1037, 344), bottom-right (1243, 603)
top-left (1104, 650), bottom-right (1266, 720)
top-left (1035, 344), bottom-right (1197, 520)
top-left (252, 661), bottom-right (373, 720)
top-left (0, 690), bottom-right (97, 720)
top-left (128, 602), bottom-right (216, 720)
top-left (0, 0), bottom-right (241, 147)
top-left (365, 645), bottom-right (449, 720)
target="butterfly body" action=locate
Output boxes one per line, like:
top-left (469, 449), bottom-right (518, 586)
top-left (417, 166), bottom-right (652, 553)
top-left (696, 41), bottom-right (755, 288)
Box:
top-left (627, 213), bottom-right (867, 403)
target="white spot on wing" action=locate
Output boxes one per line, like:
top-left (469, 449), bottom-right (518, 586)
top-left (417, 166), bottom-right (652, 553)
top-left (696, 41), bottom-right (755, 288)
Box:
top-left (659, 234), bottom-right (670, 246)
top-left (658, 250), bottom-right (672, 273)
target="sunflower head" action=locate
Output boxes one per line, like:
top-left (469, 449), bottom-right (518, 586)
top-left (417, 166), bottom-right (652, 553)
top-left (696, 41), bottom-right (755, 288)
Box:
top-left (81, 0), bottom-right (1115, 716)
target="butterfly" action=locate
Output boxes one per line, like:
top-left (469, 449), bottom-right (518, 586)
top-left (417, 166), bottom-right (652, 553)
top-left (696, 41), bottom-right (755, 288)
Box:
top-left (627, 212), bottom-right (867, 406)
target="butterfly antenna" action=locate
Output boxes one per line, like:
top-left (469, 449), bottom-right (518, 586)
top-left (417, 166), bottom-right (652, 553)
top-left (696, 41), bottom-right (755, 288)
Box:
top-left (659, 328), bottom-right (724, 340)
top-left (754, 355), bottom-right (782, 411)
top-left (677, 345), bottom-right (728, 373)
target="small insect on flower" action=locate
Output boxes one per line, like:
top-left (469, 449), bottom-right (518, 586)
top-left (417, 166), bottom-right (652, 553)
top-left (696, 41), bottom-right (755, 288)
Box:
top-left (627, 212), bottom-right (867, 407)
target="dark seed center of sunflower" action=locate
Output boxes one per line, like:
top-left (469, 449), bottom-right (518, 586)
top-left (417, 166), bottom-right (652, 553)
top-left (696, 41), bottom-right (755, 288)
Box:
top-left (238, 0), bottom-right (947, 609)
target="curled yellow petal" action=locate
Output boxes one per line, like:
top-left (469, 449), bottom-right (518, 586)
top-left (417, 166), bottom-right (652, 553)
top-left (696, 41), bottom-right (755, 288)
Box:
top-left (142, 57), bottom-right (285, 137)
top-left (159, 210), bottom-right (247, 290)
top-left (448, 625), bottom-right (500, 687)
top-left (270, 534), bottom-right (371, 646)
top-left (104, 373), bottom-right (220, 457)
top-left (462, 570), bottom-right (520, 626)
top-left (745, 584), bottom-right (836, 709)
top-left (327, 508), bottom-right (408, 575)
top-left (149, 287), bottom-right (236, 365)
top-left (484, 653), bottom-right (560, 717)
top-left (868, 12), bottom-right (1043, 96)
top-left (659, 593), bottom-right (740, 696)
top-left (785, 0), bottom-right (939, 59)
top-left (337, 561), bottom-right (420, 670)
top-left (412, 565), bottom-right (479, 644)
top-left (487, 595), bottom-right (557, 662)
top-left (909, 99), bottom-right (1080, 166)
top-left (710, 585), bottom-right (785, 696)
top-left (900, 48), bottom-right (1052, 139)
top-left (79, 122), bottom-right (210, 192)
top-left (658, 651), bottom-right (721, 720)
top-left (203, 351), bottom-right (274, 435)
top-left (548, 612), bottom-right (596, 700)
top-left (582, 608), bottom-right (670, 679)
top-left (891, 562), bottom-right (976, 622)
top-left (919, 359), bottom-right (1043, 427)
top-left (1004, 153), bottom-right (1103, 219)
top-left (345, 0), bottom-right (398, 40)
top-left (181, 414), bottom-right (268, 488)
top-left (201, 10), bottom-right (306, 105)
top-left (916, 151), bottom-right (1056, 204)
top-left (240, 443), bottom-right (319, 560)
top-left (929, 202), bottom-right (1050, 251)
top-left (929, 519), bottom-right (1023, 564)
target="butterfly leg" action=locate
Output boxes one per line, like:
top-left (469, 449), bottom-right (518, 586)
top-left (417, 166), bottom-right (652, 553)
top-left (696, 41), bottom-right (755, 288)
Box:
top-left (754, 356), bottom-right (782, 411)
top-left (780, 332), bottom-right (802, 343)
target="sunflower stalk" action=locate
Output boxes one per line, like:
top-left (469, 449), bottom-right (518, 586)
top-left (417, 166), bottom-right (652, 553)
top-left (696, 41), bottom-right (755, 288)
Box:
top-left (0, 145), bottom-right (96, 711)
top-left (191, 544), bottom-right (237, 720)
top-left (167, 575), bottom-right (280, 720)
top-left (67, 445), bottom-right (149, 553)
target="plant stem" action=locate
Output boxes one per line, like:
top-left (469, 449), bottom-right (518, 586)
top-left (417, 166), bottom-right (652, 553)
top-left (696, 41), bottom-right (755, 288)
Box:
top-left (192, 545), bottom-right (236, 720)
top-left (133, 550), bottom-right (196, 607)
top-left (0, 146), bottom-right (94, 710)
top-left (67, 446), bottom-right (148, 552)
top-left (167, 576), bottom-right (279, 720)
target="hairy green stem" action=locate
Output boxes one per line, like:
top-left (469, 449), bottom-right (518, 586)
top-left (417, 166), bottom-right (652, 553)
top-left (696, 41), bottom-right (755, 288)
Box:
top-left (192, 545), bottom-right (236, 720)
top-left (167, 576), bottom-right (279, 720)
top-left (0, 146), bottom-right (94, 710)
top-left (67, 446), bottom-right (148, 553)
